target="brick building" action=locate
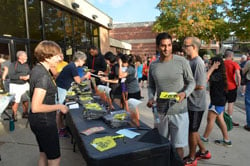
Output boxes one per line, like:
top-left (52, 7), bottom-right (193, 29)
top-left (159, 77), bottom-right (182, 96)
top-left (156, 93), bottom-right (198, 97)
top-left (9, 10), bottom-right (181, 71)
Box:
top-left (110, 21), bottom-right (221, 57)
top-left (110, 22), bottom-right (157, 56)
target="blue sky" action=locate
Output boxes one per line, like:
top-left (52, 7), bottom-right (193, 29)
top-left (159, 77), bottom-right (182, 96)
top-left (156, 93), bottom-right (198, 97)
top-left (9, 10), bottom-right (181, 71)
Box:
top-left (87, 0), bottom-right (160, 23)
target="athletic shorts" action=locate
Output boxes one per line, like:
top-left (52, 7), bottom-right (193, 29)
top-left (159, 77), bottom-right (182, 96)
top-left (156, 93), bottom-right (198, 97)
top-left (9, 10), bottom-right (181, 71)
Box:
top-left (121, 82), bottom-right (127, 93)
top-left (225, 88), bottom-right (237, 103)
top-left (188, 110), bottom-right (204, 132)
top-left (9, 82), bottom-right (29, 103)
top-left (142, 75), bottom-right (147, 81)
top-left (158, 112), bottom-right (189, 148)
top-left (29, 112), bottom-right (60, 159)
top-left (208, 104), bottom-right (225, 115)
top-left (138, 78), bottom-right (142, 83)
top-left (128, 91), bottom-right (141, 100)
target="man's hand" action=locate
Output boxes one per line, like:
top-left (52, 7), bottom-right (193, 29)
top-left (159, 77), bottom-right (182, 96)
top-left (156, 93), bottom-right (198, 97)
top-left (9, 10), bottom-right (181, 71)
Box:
top-left (147, 99), bottom-right (154, 108)
top-left (177, 92), bottom-right (186, 102)
top-left (20, 75), bottom-right (30, 81)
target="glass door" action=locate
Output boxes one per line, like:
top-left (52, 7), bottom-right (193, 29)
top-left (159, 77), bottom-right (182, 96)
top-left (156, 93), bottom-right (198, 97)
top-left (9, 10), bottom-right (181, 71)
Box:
top-left (0, 39), bottom-right (12, 62)
top-left (0, 38), bottom-right (29, 64)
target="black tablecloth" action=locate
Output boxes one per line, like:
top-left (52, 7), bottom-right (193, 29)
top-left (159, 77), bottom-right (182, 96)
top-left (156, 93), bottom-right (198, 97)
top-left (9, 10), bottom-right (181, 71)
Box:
top-left (66, 107), bottom-right (184, 166)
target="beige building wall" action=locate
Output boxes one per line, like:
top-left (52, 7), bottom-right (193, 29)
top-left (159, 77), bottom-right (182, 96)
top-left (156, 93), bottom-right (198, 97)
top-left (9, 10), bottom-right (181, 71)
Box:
top-left (99, 27), bottom-right (110, 54)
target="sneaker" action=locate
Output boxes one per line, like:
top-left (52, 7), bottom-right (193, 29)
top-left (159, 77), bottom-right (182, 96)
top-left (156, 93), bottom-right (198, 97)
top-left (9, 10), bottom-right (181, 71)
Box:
top-left (200, 136), bottom-right (209, 143)
top-left (195, 150), bottom-right (212, 160)
top-left (232, 121), bottom-right (239, 126)
top-left (58, 128), bottom-right (70, 138)
top-left (12, 114), bottom-right (17, 122)
top-left (183, 156), bottom-right (197, 166)
top-left (244, 125), bottom-right (250, 131)
top-left (214, 139), bottom-right (232, 147)
top-left (22, 112), bottom-right (28, 119)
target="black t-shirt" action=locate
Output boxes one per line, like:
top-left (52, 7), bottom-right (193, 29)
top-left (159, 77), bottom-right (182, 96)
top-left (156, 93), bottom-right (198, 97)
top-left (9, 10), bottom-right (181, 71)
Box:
top-left (108, 63), bottom-right (121, 96)
top-left (30, 64), bottom-right (57, 107)
top-left (209, 71), bottom-right (227, 106)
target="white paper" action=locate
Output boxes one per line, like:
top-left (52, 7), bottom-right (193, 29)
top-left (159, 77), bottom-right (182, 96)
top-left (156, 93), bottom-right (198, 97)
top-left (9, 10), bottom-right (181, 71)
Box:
top-left (69, 103), bottom-right (79, 109)
top-left (116, 129), bottom-right (140, 139)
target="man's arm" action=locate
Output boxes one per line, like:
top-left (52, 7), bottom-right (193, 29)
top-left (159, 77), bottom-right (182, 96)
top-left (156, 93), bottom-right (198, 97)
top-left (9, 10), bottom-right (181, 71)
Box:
top-left (181, 59), bottom-right (195, 100)
top-left (235, 69), bottom-right (241, 86)
top-left (147, 63), bottom-right (156, 107)
top-left (243, 61), bottom-right (250, 74)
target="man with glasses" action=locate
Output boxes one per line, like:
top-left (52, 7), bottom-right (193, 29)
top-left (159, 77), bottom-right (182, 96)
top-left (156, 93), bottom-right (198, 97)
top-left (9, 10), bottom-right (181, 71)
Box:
top-left (183, 37), bottom-right (211, 166)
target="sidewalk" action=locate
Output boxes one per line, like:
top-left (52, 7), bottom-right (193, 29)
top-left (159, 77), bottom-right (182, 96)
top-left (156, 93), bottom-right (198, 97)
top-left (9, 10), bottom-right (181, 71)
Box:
top-left (0, 88), bottom-right (248, 166)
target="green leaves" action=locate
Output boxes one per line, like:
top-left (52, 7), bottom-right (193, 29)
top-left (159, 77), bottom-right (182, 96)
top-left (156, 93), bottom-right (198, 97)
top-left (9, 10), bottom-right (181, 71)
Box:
top-left (153, 0), bottom-right (230, 42)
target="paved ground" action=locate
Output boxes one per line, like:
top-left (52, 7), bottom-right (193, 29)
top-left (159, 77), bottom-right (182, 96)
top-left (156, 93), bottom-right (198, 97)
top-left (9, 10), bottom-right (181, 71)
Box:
top-left (0, 87), bottom-right (248, 166)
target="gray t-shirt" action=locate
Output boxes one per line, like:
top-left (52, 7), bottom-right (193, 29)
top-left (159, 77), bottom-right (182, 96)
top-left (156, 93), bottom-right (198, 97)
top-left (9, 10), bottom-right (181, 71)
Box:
top-left (126, 66), bottom-right (140, 94)
top-left (148, 55), bottom-right (195, 115)
top-left (188, 56), bottom-right (207, 111)
top-left (0, 60), bottom-right (10, 78)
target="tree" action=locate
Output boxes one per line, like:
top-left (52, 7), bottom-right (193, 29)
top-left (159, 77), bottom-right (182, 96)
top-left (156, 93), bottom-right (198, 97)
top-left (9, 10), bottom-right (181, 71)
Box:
top-left (153, 0), bottom-right (229, 43)
top-left (229, 0), bottom-right (250, 41)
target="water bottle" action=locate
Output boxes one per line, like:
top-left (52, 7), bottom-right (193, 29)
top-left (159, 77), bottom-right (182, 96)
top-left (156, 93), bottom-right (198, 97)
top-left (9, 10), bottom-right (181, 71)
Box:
top-left (9, 118), bottom-right (15, 132)
top-left (152, 103), bottom-right (160, 128)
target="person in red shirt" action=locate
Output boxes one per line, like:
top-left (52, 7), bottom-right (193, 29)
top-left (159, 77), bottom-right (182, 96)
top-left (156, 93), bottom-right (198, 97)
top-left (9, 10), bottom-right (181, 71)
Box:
top-left (224, 50), bottom-right (241, 126)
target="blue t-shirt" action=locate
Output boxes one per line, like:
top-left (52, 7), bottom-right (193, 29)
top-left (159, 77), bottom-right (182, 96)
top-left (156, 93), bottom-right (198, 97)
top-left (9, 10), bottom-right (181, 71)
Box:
top-left (137, 64), bottom-right (143, 79)
top-left (77, 67), bottom-right (85, 78)
top-left (56, 62), bottom-right (79, 90)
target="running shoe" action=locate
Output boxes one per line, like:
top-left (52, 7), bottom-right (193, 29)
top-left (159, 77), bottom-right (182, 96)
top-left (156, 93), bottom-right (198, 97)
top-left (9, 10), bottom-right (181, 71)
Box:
top-left (244, 125), bottom-right (250, 131)
top-left (58, 128), bottom-right (70, 138)
top-left (200, 136), bottom-right (209, 143)
top-left (232, 121), bottom-right (239, 126)
top-left (22, 112), bottom-right (28, 119)
top-left (195, 150), bottom-right (212, 160)
top-left (12, 114), bottom-right (17, 122)
top-left (214, 139), bottom-right (232, 147)
top-left (183, 156), bottom-right (197, 166)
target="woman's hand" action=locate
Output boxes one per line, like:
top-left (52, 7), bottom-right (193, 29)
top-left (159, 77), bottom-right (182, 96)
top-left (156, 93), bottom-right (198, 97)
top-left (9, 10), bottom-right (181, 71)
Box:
top-left (211, 61), bottom-right (220, 70)
top-left (59, 104), bottom-right (69, 114)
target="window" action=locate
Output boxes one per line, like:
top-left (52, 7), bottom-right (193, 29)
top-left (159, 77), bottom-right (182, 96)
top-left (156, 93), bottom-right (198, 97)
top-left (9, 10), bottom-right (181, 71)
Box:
top-left (0, 0), bottom-right (26, 38)
top-left (27, 0), bottom-right (41, 40)
top-left (43, 2), bottom-right (64, 42)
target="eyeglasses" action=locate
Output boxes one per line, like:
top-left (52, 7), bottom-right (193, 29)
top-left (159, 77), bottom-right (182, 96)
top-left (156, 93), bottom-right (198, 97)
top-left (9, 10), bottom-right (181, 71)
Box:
top-left (182, 44), bottom-right (193, 48)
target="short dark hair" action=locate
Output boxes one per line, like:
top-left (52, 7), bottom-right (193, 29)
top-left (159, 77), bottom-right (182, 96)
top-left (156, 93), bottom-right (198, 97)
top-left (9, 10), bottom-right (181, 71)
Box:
top-left (156, 32), bottom-right (172, 46)
top-left (88, 45), bottom-right (98, 51)
top-left (104, 51), bottom-right (116, 63)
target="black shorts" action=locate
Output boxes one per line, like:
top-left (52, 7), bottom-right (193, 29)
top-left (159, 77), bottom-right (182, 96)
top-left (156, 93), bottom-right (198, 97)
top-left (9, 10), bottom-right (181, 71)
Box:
top-left (138, 78), bottom-right (142, 83)
top-left (226, 88), bottom-right (237, 103)
top-left (29, 112), bottom-right (60, 160)
top-left (128, 91), bottom-right (141, 100)
top-left (142, 75), bottom-right (147, 81)
top-left (188, 110), bottom-right (204, 132)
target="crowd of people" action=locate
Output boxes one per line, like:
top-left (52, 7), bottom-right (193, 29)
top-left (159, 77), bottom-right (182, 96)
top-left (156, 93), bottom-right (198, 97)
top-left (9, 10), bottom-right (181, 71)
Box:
top-left (146, 32), bottom-right (250, 166)
top-left (0, 32), bottom-right (249, 165)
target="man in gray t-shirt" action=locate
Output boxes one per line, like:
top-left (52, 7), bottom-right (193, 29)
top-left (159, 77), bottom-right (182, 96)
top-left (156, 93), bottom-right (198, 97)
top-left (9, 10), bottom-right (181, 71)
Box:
top-left (147, 33), bottom-right (195, 159)
top-left (183, 37), bottom-right (211, 164)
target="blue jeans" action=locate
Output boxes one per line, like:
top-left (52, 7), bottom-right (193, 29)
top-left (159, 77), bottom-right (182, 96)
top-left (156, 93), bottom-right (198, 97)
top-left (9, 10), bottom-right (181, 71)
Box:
top-left (245, 81), bottom-right (250, 127)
